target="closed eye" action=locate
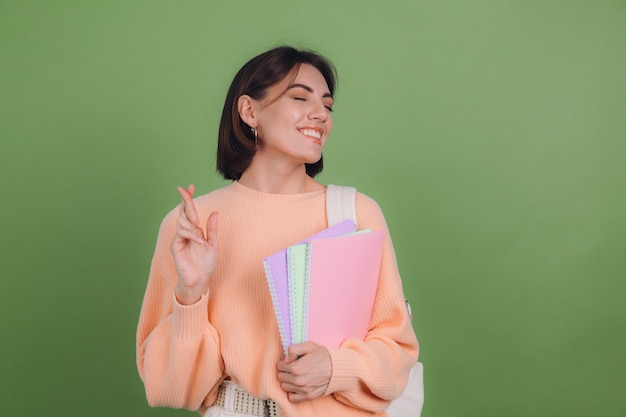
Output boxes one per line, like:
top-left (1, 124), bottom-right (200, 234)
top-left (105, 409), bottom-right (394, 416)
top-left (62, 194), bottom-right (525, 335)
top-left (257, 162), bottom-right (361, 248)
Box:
top-left (291, 92), bottom-right (333, 111)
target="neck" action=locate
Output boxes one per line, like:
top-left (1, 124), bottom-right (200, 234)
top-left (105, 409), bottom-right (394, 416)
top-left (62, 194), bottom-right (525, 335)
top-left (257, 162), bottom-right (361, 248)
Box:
top-left (238, 160), bottom-right (322, 194)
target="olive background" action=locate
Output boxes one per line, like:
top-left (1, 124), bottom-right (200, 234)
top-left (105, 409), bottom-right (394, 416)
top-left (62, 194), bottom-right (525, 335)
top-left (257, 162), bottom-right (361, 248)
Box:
top-left (1, 1), bottom-right (625, 416)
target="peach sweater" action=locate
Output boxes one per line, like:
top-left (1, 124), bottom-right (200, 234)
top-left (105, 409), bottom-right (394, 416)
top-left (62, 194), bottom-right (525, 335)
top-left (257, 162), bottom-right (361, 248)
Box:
top-left (136, 182), bottom-right (419, 417)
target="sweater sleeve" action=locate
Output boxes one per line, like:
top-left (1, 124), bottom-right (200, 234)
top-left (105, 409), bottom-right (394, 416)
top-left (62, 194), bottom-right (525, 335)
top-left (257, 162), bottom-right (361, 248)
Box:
top-left (323, 193), bottom-right (419, 414)
top-left (136, 209), bottom-right (224, 411)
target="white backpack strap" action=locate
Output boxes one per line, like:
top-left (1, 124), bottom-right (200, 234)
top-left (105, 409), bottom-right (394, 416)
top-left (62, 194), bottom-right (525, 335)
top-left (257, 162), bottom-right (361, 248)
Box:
top-left (325, 184), bottom-right (357, 227)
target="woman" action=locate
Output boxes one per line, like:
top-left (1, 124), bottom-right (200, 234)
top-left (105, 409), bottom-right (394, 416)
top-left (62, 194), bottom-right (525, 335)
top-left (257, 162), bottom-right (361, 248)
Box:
top-left (136, 46), bottom-right (418, 417)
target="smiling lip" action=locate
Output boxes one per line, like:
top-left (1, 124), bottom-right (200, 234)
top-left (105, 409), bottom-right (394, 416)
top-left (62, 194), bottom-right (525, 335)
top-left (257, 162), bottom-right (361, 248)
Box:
top-left (298, 127), bottom-right (323, 144)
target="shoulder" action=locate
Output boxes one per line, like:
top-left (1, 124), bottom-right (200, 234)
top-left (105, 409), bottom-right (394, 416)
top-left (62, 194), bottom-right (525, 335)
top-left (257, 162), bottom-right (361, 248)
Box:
top-left (355, 190), bottom-right (383, 213)
top-left (159, 183), bottom-right (235, 229)
top-left (326, 184), bottom-right (382, 209)
top-left (328, 184), bottom-right (388, 230)
top-left (191, 183), bottom-right (235, 209)
top-left (355, 190), bottom-right (386, 226)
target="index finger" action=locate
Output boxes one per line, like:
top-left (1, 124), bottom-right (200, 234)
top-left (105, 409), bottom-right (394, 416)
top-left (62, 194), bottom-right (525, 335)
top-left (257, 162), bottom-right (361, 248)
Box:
top-left (177, 185), bottom-right (201, 227)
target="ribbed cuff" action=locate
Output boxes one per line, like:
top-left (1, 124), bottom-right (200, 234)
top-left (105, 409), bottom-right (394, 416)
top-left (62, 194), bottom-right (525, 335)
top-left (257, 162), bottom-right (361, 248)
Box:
top-left (324, 346), bottom-right (360, 395)
top-left (171, 291), bottom-right (210, 340)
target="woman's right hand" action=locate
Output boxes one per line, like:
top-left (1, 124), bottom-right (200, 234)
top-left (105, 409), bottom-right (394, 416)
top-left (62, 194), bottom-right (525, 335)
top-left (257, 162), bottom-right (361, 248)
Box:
top-left (171, 184), bottom-right (219, 305)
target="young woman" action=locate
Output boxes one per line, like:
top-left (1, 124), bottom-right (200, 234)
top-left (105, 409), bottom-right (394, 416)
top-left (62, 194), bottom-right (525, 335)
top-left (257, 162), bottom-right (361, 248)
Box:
top-left (136, 46), bottom-right (418, 417)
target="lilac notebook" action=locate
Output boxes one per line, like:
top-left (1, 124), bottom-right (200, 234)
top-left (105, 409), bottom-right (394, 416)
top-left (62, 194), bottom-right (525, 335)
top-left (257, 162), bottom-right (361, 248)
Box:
top-left (263, 219), bottom-right (356, 354)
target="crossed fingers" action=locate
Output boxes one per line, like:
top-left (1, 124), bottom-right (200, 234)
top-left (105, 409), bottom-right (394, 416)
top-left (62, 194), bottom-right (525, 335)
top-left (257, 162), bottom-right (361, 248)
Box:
top-left (176, 185), bottom-right (205, 245)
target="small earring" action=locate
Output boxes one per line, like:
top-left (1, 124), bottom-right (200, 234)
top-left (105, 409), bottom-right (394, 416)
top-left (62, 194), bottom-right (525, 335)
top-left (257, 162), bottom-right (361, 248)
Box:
top-left (251, 127), bottom-right (258, 145)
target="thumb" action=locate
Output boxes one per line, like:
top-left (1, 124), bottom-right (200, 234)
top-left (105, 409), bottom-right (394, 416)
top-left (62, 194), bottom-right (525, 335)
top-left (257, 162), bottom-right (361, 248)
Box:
top-left (286, 341), bottom-right (315, 362)
top-left (205, 212), bottom-right (218, 247)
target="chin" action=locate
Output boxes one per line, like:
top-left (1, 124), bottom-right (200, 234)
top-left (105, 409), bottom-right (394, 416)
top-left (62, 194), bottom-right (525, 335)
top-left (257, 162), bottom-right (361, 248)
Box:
top-left (303, 154), bottom-right (323, 165)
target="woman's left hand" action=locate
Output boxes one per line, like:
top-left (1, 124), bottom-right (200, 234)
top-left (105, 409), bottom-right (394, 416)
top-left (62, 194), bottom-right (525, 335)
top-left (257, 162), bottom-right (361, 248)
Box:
top-left (277, 342), bottom-right (332, 403)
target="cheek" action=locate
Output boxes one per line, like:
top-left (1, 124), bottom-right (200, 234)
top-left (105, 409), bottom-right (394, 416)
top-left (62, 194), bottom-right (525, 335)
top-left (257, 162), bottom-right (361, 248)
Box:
top-left (326, 117), bottom-right (333, 135)
top-left (277, 106), bottom-right (305, 127)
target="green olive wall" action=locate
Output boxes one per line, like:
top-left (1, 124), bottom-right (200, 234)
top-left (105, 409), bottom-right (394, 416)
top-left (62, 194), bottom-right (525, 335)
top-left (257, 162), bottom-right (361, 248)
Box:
top-left (1, 1), bottom-right (625, 416)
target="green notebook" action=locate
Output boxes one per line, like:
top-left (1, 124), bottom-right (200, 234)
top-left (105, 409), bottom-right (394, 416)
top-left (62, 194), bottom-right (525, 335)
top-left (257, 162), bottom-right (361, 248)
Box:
top-left (287, 243), bottom-right (309, 344)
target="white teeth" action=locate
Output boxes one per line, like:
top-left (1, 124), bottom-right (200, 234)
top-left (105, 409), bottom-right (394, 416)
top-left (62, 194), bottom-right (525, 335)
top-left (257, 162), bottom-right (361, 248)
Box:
top-left (299, 129), bottom-right (321, 139)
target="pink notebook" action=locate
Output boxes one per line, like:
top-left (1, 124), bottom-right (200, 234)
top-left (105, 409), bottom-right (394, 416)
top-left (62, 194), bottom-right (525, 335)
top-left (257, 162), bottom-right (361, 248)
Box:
top-left (307, 230), bottom-right (384, 347)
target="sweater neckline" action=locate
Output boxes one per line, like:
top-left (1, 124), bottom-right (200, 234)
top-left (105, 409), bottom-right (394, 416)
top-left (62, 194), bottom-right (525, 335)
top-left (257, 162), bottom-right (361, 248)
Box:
top-left (229, 181), bottom-right (326, 206)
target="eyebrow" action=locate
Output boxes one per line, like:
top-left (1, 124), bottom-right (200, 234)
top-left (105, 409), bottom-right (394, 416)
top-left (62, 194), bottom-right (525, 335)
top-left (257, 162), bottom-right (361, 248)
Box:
top-left (287, 83), bottom-right (333, 99)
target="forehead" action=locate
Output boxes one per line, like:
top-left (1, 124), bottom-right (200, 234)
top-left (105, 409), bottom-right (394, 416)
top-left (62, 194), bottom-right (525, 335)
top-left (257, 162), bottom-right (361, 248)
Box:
top-left (270, 64), bottom-right (332, 96)
top-left (292, 64), bottom-right (330, 90)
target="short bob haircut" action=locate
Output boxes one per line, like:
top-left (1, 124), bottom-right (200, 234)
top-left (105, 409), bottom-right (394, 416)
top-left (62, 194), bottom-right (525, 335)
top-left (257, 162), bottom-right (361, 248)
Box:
top-left (216, 46), bottom-right (337, 180)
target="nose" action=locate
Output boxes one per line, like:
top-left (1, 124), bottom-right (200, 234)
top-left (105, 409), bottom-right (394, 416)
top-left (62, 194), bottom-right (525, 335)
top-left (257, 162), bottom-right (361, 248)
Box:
top-left (308, 99), bottom-right (329, 122)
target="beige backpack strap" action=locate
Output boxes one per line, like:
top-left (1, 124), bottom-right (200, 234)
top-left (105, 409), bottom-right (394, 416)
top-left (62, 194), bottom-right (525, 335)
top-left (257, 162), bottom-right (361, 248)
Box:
top-left (325, 184), bottom-right (357, 227)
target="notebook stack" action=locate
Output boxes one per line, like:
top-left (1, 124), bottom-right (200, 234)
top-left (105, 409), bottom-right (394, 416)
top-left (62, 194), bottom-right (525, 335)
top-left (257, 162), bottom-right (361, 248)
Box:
top-left (263, 220), bottom-right (384, 354)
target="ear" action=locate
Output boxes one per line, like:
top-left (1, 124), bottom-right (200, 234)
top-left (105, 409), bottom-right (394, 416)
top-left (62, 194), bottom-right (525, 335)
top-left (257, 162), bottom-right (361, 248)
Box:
top-left (237, 95), bottom-right (257, 129)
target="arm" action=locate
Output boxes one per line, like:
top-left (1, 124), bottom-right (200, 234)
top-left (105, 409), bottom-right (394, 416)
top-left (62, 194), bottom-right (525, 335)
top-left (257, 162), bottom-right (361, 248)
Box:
top-left (276, 193), bottom-right (419, 412)
top-left (136, 185), bottom-right (224, 410)
top-left (325, 193), bottom-right (418, 412)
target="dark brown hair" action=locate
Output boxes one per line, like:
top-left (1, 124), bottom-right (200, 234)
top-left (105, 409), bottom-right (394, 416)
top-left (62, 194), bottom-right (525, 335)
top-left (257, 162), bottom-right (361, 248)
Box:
top-left (216, 46), bottom-right (337, 180)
